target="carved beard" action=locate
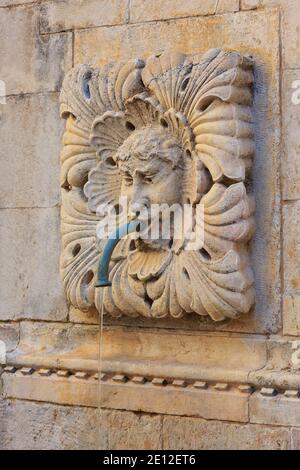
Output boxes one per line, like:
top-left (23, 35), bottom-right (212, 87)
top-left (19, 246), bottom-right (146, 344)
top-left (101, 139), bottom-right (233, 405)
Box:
top-left (134, 215), bottom-right (178, 252)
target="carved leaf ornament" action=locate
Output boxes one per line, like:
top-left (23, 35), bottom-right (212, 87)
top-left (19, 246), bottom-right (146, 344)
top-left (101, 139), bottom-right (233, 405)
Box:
top-left (60, 49), bottom-right (255, 321)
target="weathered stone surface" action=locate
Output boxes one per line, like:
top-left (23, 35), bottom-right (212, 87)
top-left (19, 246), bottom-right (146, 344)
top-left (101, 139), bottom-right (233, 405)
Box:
top-left (69, 306), bottom-right (99, 324)
top-left (0, 0), bottom-right (34, 5)
top-left (246, 0), bottom-right (300, 68)
top-left (61, 51), bottom-right (255, 321)
top-left (250, 392), bottom-right (300, 427)
top-left (39, 0), bottom-right (128, 33)
top-left (130, 0), bottom-right (217, 22)
top-left (74, 9), bottom-right (281, 334)
top-left (102, 329), bottom-right (267, 380)
top-left (0, 324), bottom-right (19, 355)
top-left (282, 70), bottom-right (300, 201)
top-left (107, 410), bottom-right (162, 450)
top-left (3, 370), bottom-right (249, 422)
top-left (163, 416), bottom-right (291, 450)
top-left (0, 398), bottom-right (102, 450)
top-left (0, 94), bottom-right (62, 208)
top-left (265, 337), bottom-right (294, 370)
top-left (277, 0), bottom-right (300, 69)
top-left (0, 398), bottom-right (162, 450)
top-left (3, 370), bottom-right (98, 407)
top-left (75, 10), bottom-right (278, 69)
top-left (291, 429), bottom-right (300, 450)
top-left (1, 0), bottom-right (299, 452)
top-left (241, 0), bottom-right (261, 9)
top-left (216, 0), bottom-right (239, 13)
top-left (283, 202), bottom-right (300, 293)
top-left (283, 295), bottom-right (300, 336)
top-left (0, 5), bottom-right (72, 95)
top-left (101, 381), bottom-right (250, 422)
top-left (7, 321), bottom-right (99, 370)
top-left (0, 208), bottom-right (68, 320)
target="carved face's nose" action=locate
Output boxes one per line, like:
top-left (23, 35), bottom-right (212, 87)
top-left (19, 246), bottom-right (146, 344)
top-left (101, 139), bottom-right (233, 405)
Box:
top-left (129, 176), bottom-right (150, 218)
top-left (129, 200), bottom-right (150, 219)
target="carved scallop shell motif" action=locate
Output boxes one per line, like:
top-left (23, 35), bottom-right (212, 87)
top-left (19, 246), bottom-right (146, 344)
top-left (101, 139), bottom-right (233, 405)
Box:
top-left (60, 49), bottom-right (255, 321)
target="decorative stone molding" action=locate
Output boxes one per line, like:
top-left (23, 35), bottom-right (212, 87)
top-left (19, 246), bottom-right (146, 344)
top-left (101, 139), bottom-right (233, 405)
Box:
top-left (3, 365), bottom-right (300, 427)
top-left (60, 49), bottom-right (255, 321)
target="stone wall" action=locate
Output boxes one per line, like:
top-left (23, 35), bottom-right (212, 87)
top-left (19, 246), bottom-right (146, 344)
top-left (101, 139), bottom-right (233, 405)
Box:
top-left (1, 0), bottom-right (300, 450)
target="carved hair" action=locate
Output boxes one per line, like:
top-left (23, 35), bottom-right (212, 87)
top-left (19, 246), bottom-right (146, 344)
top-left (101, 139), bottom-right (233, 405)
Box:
top-left (114, 126), bottom-right (183, 169)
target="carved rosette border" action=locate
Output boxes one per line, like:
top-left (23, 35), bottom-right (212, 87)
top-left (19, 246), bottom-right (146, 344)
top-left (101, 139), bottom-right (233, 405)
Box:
top-left (60, 49), bottom-right (255, 322)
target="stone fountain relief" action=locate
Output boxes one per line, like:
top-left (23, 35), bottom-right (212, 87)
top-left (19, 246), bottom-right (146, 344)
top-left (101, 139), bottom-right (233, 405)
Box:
top-left (60, 49), bottom-right (255, 322)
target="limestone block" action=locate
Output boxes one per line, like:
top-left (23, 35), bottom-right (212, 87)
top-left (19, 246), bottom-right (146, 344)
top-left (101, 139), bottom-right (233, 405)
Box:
top-left (240, 0), bottom-right (261, 9)
top-left (249, 0), bottom-right (300, 68)
top-left (74, 9), bottom-right (281, 334)
top-left (250, 391), bottom-right (300, 427)
top-left (283, 295), bottom-right (300, 336)
top-left (283, 202), bottom-right (300, 293)
top-left (0, 5), bottom-right (72, 95)
top-left (266, 337), bottom-right (294, 370)
top-left (107, 410), bottom-right (162, 450)
top-left (0, 208), bottom-right (68, 321)
top-left (163, 416), bottom-right (291, 450)
top-left (3, 370), bottom-right (98, 407)
top-left (0, 399), bottom-right (103, 450)
top-left (216, 0), bottom-right (239, 13)
top-left (282, 69), bottom-right (300, 200)
top-left (0, 0), bottom-right (33, 5)
top-left (0, 398), bottom-right (163, 450)
top-left (278, 0), bottom-right (300, 69)
top-left (102, 328), bottom-right (267, 380)
top-left (69, 306), bottom-right (99, 324)
top-left (0, 324), bottom-right (19, 355)
top-left (7, 321), bottom-right (99, 370)
top-left (101, 381), bottom-right (250, 422)
top-left (130, 0), bottom-right (217, 22)
top-left (39, 0), bottom-right (128, 34)
top-left (0, 94), bottom-right (62, 208)
top-left (291, 429), bottom-right (300, 450)
top-left (75, 10), bottom-right (278, 68)
top-left (2, 369), bottom-right (249, 422)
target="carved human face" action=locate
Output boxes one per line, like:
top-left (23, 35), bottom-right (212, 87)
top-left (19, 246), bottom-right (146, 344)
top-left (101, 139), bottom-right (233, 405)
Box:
top-left (115, 127), bottom-right (183, 217)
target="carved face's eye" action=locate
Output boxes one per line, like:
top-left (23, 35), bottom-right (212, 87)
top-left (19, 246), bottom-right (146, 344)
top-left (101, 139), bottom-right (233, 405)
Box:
top-left (143, 176), bottom-right (153, 184)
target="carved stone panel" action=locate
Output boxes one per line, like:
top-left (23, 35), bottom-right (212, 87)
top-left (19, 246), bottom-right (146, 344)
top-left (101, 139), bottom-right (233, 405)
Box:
top-left (60, 49), bottom-right (255, 322)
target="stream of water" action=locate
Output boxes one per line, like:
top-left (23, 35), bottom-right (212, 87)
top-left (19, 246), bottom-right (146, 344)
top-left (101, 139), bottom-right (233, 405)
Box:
top-left (97, 301), bottom-right (105, 450)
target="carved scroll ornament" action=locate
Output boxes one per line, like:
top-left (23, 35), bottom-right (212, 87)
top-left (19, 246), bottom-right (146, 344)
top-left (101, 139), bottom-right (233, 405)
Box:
top-left (60, 49), bottom-right (255, 321)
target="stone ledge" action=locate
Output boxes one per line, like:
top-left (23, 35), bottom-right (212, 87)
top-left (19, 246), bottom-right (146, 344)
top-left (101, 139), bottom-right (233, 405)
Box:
top-left (6, 322), bottom-right (268, 380)
top-left (2, 367), bottom-right (250, 422)
top-left (250, 391), bottom-right (300, 427)
top-left (4, 366), bottom-right (300, 428)
top-left (4, 361), bottom-right (300, 426)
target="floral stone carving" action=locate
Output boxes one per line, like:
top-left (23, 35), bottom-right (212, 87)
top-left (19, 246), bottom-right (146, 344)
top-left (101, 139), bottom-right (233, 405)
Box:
top-left (60, 49), bottom-right (255, 321)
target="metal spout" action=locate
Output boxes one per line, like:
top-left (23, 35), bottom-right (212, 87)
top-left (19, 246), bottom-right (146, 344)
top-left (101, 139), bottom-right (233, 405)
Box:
top-left (95, 219), bottom-right (140, 288)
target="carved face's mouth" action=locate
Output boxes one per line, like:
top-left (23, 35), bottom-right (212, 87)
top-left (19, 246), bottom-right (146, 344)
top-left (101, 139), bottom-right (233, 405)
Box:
top-left (132, 209), bottom-right (182, 252)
